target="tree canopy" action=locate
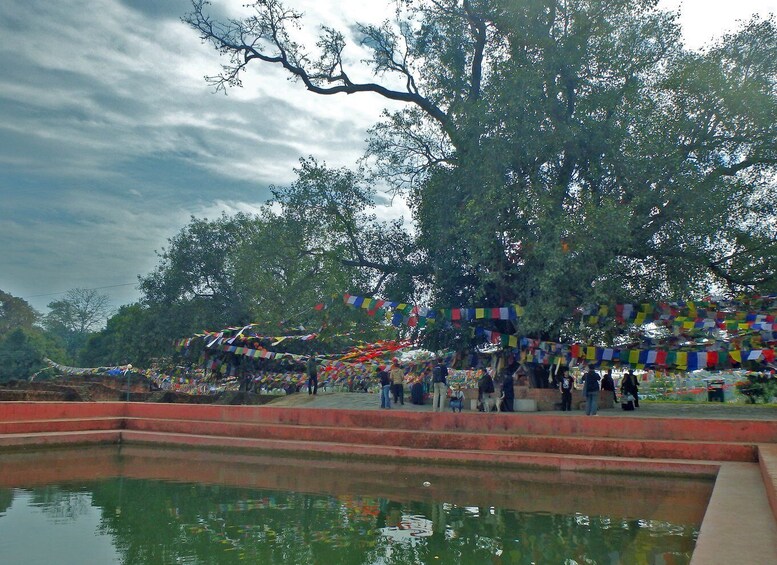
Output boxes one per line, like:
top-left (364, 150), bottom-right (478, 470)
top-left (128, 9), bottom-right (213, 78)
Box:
top-left (184, 0), bottom-right (777, 345)
top-left (0, 289), bottom-right (38, 338)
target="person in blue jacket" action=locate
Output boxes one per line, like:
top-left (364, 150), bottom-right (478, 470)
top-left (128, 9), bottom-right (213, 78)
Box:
top-left (583, 364), bottom-right (601, 415)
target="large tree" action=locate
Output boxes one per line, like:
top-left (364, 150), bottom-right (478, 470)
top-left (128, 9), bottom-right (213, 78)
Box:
top-left (186, 0), bottom-right (777, 341)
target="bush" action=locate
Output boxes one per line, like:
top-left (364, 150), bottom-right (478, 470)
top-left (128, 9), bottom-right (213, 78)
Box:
top-left (735, 372), bottom-right (777, 404)
top-left (0, 329), bottom-right (44, 382)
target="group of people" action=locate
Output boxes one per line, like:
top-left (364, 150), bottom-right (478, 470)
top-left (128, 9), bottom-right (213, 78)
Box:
top-left (573, 365), bottom-right (640, 415)
top-left (375, 357), bottom-right (470, 412)
top-left (346, 355), bottom-right (642, 415)
top-left (376, 358), bottom-right (409, 409)
top-left (476, 367), bottom-right (515, 412)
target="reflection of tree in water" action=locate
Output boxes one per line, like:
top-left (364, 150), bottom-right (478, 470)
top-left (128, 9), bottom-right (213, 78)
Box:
top-left (370, 502), bottom-right (697, 565)
top-left (27, 485), bottom-right (93, 522)
top-left (0, 488), bottom-right (13, 515)
top-left (11, 479), bottom-right (698, 564)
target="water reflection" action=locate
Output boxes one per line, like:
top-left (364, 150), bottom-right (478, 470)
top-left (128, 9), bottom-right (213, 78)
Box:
top-left (0, 446), bottom-right (711, 565)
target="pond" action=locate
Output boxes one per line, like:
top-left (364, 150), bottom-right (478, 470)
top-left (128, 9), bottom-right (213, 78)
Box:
top-left (0, 445), bottom-right (713, 564)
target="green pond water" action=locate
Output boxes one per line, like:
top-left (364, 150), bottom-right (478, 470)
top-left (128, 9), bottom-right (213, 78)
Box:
top-left (0, 445), bottom-right (712, 565)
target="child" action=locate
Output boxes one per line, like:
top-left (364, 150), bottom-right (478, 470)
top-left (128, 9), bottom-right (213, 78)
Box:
top-left (559, 368), bottom-right (574, 411)
top-left (449, 385), bottom-right (464, 412)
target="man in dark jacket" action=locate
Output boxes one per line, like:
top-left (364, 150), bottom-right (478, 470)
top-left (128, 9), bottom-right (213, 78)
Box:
top-left (478, 368), bottom-right (495, 411)
top-left (601, 369), bottom-right (616, 403)
top-left (583, 365), bottom-right (601, 416)
top-left (621, 368), bottom-right (640, 408)
top-left (501, 371), bottom-right (515, 412)
top-left (431, 358), bottom-right (448, 412)
top-left (378, 366), bottom-right (391, 409)
top-left (306, 356), bottom-right (318, 395)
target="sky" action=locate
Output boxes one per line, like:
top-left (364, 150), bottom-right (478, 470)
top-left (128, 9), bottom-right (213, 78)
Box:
top-left (1, 0), bottom-right (775, 316)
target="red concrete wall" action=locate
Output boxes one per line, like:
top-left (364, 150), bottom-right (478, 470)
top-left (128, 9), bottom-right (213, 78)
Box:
top-left (3, 401), bottom-right (777, 444)
top-left (0, 401), bottom-right (124, 420)
top-left (122, 403), bottom-right (777, 442)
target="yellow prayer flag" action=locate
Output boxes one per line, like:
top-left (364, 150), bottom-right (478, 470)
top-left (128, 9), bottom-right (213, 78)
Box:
top-left (586, 346), bottom-right (596, 360)
top-left (475, 308), bottom-right (485, 319)
top-left (635, 312), bottom-right (646, 325)
top-left (629, 350), bottom-right (639, 364)
top-left (730, 350), bottom-right (742, 363)
top-left (676, 351), bottom-right (687, 368)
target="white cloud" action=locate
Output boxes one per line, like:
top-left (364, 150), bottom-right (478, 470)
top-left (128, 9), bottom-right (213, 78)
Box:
top-left (657, 0), bottom-right (776, 49)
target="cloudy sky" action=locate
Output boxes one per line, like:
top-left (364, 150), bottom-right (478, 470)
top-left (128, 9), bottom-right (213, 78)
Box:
top-left (1, 0), bottom-right (775, 315)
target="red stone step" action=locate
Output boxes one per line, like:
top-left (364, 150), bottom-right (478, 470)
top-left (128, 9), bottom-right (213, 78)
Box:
top-left (120, 429), bottom-right (721, 477)
top-left (0, 417), bottom-right (123, 435)
top-left (0, 402), bottom-right (123, 420)
top-left (124, 403), bottom-right (777, 443)
top-left (123, 417), bottom-right (756, 462)
top-left (3, 402), bottom-right (776, 444)
top-left (0, 429), bottom-right (121, 448)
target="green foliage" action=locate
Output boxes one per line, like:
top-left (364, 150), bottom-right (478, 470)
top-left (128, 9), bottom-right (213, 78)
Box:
top-left (186, 0), bottom-right (777, 348)
top-left (0, 328), bottom-right (44, 382)
top-left (736, 373), bottom-right (777, 404)
top-left (0, 289), bottom-right (38, 338)
top-left (79, 304), bottom-right (163, 367)
top-left (43, 288), bottom-right (112, 360)
top-left (82, 185), bottom-right (401, 365)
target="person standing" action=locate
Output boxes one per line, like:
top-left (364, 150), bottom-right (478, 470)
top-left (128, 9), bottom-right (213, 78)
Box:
top-left (501, 370), bottom-right (515, 412)
top-left (621, 368), bottom-right (640, 408)
top-left (559, 367), bottom-right (574, 411)
top-left (389, 358), bottom-right (405, 405)
top-left (478, 368), bottom-right (496, 411)
top-left (583, 364), bottom-right (601, 416)
top-left (306, 356), bottom-right (318, 395)
top-left (431, 357), bottom-right (448, 412)
top-left (378, 365), bottom-right (391, 409)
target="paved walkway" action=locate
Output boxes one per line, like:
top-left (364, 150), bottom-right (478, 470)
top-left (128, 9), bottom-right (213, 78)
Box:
top-left (268, 390), bottom-right (777, 419)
